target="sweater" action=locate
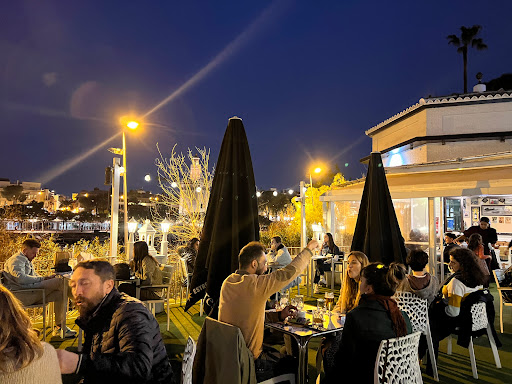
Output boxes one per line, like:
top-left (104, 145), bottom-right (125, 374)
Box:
top-left (0, 342), bottom-right (62, 384)
top-left (135, 256), bottom-right (163, 286)
top-left (400, 272), bottom-right (439, 305)
top-left (442, 277), bottom-right (482, 317)
top-left (2, 252), bottom-right (44, 289)
top-left (218, 247), bottom-right (313, 358)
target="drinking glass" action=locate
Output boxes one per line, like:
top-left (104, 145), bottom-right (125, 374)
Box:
top-left (312, 309), bottom-right (324, 328)
top-left (294, 295), bottom-right (304, 310)
top-left (280, 291), bottom-right (289, 308)
top-left (325, 292), bottom-right (334, 312)
top-left (317, 298), bottom-right (326, 313)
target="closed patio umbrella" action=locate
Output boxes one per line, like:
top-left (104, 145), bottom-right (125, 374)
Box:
top-left (351, 152), bottom-right (407, 264)
top-left (185, 117), bottom-right (259, 315)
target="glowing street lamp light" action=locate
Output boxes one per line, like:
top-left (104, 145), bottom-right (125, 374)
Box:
top-left (160, 218), bottom-right (171, 258)
top-left (119, 117), bottom-right (141, 261)
top-left (256, 191), bottom-right (262, 198)
top-left (127, 218), bottom-right (138, 261)
top-left (288, 189), bottom-right (294, 195)
top-left (273, 190), bottom-right (278, 196)
top-left (195, 186), bottom-right (202, 193)
top-left (144, 174), bottom-right (151, 182)
top-left (171, 182), bottom-right (178, 188)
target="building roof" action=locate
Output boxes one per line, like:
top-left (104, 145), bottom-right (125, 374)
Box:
top-left (366, 90), bottom-right (512, 137)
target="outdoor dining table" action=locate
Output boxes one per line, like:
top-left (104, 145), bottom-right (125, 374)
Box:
top-left (265, 304), bottom-right (344, 384)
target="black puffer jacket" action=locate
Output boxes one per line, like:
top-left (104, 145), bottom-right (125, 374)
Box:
top-left (76, 288), bottom-right (173, 384)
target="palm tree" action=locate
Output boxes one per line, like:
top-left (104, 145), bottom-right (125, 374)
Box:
top-left (447, 25), bottom-right (487, 93)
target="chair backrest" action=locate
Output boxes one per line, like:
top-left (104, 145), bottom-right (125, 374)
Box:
top-left (471, 302), bottom-right (488, 332)
top-left (180, 257), bottom-right (189, 285)
top-left (493, 269), bottom-right (504, 288)
top-left (182, 336), bottom-right (196, 384)
top-left (374, 331), bottom-right (422, 384)
top-left (394, 292), bottom-right (429, 334)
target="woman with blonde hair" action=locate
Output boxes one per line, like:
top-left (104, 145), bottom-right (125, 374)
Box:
top-left (321, 251), bottom-right (369, 375)
top-left (0, 285), bottom-right (62, 383)
top-left (333, 251), bottom-right (369, 313)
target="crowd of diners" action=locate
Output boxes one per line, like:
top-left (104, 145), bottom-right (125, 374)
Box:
top-left (0, 217), bottom-right (506, 383)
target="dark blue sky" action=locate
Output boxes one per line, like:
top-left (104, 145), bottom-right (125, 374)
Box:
top-left (1, 1), bottom-right (511, 196)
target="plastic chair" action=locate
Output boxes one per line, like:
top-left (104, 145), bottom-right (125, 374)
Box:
top-left (374, 331), bottom-right (423, 384)
top-left (1, 271), bottom-right (53, 341)
top-left (492, 269), bottom-right (512, 333)
top-left (446, 302), bottom-right (502, 379)
top-left (394, 291), bottom-right (439, 381)
top-left (181, 336), bottom-right (196, 384)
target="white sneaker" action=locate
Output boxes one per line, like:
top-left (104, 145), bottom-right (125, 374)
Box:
top-left (319, 277), bottom-right (327, 286)
top-left (53, 326), bottom-right (77, 338)
top-left (314, 284), bottom-right (320, 294)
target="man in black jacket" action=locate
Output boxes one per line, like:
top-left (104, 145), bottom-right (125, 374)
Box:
top-left (56, 260), bottom-right (173, 383)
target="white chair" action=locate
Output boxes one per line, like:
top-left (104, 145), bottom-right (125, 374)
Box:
top-left (446, 302), bottom-right (501, 379)
top-left (181, 336), bottom-right (196, 384)
top-left (492, 269), bottom-right (512, 333)
top-left (394, 291), bottom-right (439, 381)
top-left (374, 331), bottom-right (423, 384)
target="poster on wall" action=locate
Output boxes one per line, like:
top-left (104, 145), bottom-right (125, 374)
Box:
top-left (499, 217), bottom-right (505, 224)
top-left (471, 198), bottom-right (479, 205)
top-left (481, 205), bottom-right (512, 216)
top-left (489, 198), bottom-right (500, 205)
top-left (506, 217), bottom-right (512, 224)
top-left (492, 217), bottom-right (498, 223)
top-left (472, 207), bottom-right (480, 221)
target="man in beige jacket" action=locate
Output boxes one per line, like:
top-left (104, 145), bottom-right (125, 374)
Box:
top-left (218, 239), bottom-right (319, 381)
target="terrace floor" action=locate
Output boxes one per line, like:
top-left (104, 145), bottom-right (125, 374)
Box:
top-left (48, 283), bottom-right (512, 384)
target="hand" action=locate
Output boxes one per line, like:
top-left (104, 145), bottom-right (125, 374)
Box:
top-left (56, 349), bottom-right (80, 374)
top-left (279, 305), bottom-right (297, 321)
top-left (307, 239), bottom-right (320, 251)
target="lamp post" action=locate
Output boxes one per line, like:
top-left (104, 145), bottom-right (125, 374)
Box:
top-left (121, 119), bottom-right (140, 261)
top-left (127, 217), bottom-right (138, 261)
top-left (160, 218), bottom-right (171, 260)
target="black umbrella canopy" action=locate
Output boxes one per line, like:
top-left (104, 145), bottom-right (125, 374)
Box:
top-left (350, 152), bottom-right (407, 264)
top-left (185, 117), bottom-right (260, 314)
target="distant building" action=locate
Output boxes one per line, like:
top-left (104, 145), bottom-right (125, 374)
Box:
top-left (0, 179), bottom-right (60, 213)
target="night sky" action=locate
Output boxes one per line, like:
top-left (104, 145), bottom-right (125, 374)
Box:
top-left (1, 1), bottom-right (511, 196)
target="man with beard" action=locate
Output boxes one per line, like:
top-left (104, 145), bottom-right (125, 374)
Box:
top-left (55, 260), bottom-right (173, 384)
top-left (218, 239), bottom-right (319, 381)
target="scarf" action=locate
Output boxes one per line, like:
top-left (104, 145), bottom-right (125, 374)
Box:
top-left (364, 294), bottom-right (407, 337)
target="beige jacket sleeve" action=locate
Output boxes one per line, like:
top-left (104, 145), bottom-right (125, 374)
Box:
top-left (256, 247), bottom-right (312, 297)
top-left (137, 257), bottom-right (156, 285)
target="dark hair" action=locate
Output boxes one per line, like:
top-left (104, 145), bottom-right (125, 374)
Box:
top-left (74, 260), bottom-right (115, 282)
top-left (324, 233), bottom-right (335, 252)
top-left (187, 238), bottom-right (200, 248)
top-left (22, 239), bottom-right (41, 249)
top-left (271, 236), bottom-right (282, 244)
top-left (480, 217), bottom-right (490, 223)
top-left (361, 262), bottom-right (407, 296)
top-left (407, 250), bottom-right (429, 271)
top-left (467, 233), bottom-right (483, 252)
top-left (133, 241), bottom-right (159, 273)
top-left (444, 233), bottom-right (457, 240)
top-left (449, 247), bottom-right (487, 287)
top-left (239, 241), bottom-right (266, 268)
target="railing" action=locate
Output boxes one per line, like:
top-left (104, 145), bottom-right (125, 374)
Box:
top-left (1, 219), bottom-right (110, 232)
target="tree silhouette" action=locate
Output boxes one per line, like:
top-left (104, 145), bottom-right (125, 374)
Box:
top-left (447, 25), bottom-right (487, 93)
top-left (1, 185), bottom-right (28, 204)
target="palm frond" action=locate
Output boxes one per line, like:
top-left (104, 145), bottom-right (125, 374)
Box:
top-left (447, 34), bottom-right (460, 46)
top-left (472, 38), bottom-right (488, 50)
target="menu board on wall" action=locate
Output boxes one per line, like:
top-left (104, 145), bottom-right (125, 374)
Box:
top-left (481, 205), bottom-right (512, 216)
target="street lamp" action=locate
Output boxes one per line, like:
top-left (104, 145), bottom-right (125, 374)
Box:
top-left (127, 217), bottom-right (138, 261)
top-left (160, 218), bottom-right (171, 258)
top-left (120, 117), bottom-right (140, 262)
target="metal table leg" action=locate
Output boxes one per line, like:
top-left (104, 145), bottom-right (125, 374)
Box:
top-left (295, 335), bottom-right (312, 384)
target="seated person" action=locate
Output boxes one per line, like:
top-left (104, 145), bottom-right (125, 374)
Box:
top-left (314, 233), bottom-right (342, 293)
top-left (443, 233), bottom-right (459, 263)
top-left (0, 286), bottom-right (62, 384)
top-left (2, 238), bottom-right (76, 338)
top-left (119, 241), bottom-right (163, 300)
top-left (420, 248), bottom-right (487, 375)
top-left (468, 233), bottom-right (491, 286)
top-left (322, 251), bottom-right (369, 375)
top-left (218, 239), bottom-right (319, 382)
top-left (177, 238), bottom-right (199, 274)
top-left (324, 262), bottom-right (411, 384)
top-left (268, 236), bottom-right (298, 292)
top-left (400, 249), bottom-right (439, 305)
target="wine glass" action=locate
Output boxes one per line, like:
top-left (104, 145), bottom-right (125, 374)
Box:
top-left (295, 295), bottom-right (304, 310)
top-left (317, 298), bottom-right (326, 314)
top-left (280, 291), bottom-right (289, 309)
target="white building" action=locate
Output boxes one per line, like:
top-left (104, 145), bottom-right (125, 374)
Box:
top-left (320, 87), bottom-right (512, 272)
